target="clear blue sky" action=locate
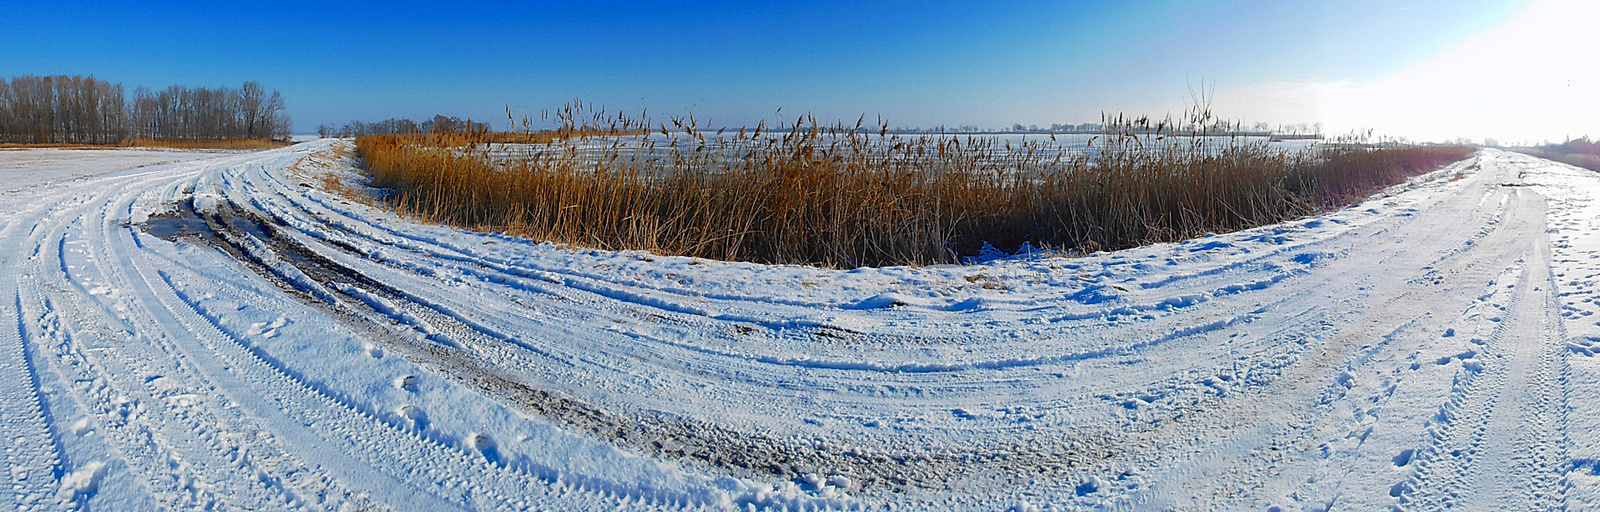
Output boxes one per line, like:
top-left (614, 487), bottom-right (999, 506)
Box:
top-left (1, 0), bottom-right (1535, 136)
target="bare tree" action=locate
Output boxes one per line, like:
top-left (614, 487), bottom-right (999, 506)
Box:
top-left (1, 75), bottom-right (292, 144)
top-left (57, 77), bottom-right (294, 143)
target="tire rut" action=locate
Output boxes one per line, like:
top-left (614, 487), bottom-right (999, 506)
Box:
top-left (150, 193), bottom-right (1116, 495)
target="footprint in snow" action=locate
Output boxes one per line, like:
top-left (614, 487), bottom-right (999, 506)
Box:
top-left (1393, 448), bottom-right (1415, 467)
top-left (1075, 476), bottom-right (1105, 496)
top-left (470, 433), bottom-right (500, 464)
top-left (57, 461), bottom-right (107, 500)
top-left (396, 405), bottom-right (427, 429)
top-left (1435, 350), bottom-right (1478, 365)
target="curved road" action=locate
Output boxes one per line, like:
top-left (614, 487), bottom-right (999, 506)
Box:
top-left (1, 142), bottom-right (1597, 510)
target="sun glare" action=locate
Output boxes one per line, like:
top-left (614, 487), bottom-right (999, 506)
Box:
top-left (1219, 0), bottom-right (1598, 144)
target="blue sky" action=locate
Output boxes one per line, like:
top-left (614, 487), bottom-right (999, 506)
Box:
top-left (8, 0), bottom-right (1581, 141)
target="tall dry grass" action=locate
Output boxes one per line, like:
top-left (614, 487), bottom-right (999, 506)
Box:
top-left (354, 104), bottom-right (1472, 267)
top-left (1515, 136), bottom-right (1600, 172)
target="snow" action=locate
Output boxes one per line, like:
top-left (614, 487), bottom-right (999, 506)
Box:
top-left (0, 140), bottom-right (1595, 510)
top-left (58, 461), bottom-right (106, 500)
top-left (0, 147), bottom-right (220, 192)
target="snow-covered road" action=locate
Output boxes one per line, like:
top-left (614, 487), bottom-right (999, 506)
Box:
top-left (2, 140), bottom-right (1598, 510)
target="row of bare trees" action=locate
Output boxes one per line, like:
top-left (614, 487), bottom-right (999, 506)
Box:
top-left (0, 76), bottom-right (128, 144)
top-left (0, 75), bottom-right (290, 144)
top-left (317, 115), bottom-right (488, 138)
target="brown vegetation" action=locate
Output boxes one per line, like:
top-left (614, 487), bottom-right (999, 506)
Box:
top-left (354, 104), bottom-right (1472, 267)
top-left (1515, 137), bottom-right (1600, 172)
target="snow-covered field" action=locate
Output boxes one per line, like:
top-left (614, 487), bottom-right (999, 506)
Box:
top-left (0, 148), bottom-right (224, 193)
top-left (1, 140), bottom-right (1597, 510)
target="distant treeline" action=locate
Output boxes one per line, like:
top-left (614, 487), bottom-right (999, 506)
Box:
top-left (1515, 136), bottom-right (1600, 172)
top-left (0, 75), bottom-right (291, 144)
top-left (318, 115), bottom-right (489, 138)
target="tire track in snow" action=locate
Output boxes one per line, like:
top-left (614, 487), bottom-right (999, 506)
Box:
top-left (132, 153), bottom-right (710, 509)
top-left (14, 154), bottom-right (452, 509)
top-left (3, 147), bottom-right (749, 510)
top-left (222, 145), bottom-right (1435, 487)
top-left (8, 142), bottom-right (1594, 509)
top-left (30, 171), bottom-right (347, 509)
top-left (5, 170), bottom-right (271, 509)
top-left (106, 186), bottom-right (510, 509)
top-left (172, 194), bottom-right (1109, 494)
top-left (0, 198), bottom-right (68, 510)
top-left (1105, 157), bottom-right (1557, 510)
top-left (251, 144), bottom-right (1276, 500)
top-left (247, 142), bottom-right (1528, 508)
top-left (211, 143), bottom-right (1591, 509)
top-left (2, 165), bottom-right (240, 510)
top-left (1301, 180), bottom-right (1553, 510)
top-left (1399, 199), bottom-right (1567, 509)
top-left (226, 156), bottom-right (1167, 490)
top-left (0, 283), bottom-right (64, 510)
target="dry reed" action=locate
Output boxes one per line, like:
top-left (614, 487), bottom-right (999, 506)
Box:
top-left (354, 103), bottom-right (1472, 267)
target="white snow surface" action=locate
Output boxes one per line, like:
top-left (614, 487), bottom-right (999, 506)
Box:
top-left (0, 140), bottom-right (1597, 510)
top-left (0, 147), bottom-right (224, 192)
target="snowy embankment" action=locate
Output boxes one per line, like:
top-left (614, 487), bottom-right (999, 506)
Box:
top-left (0, 140), bottom-right (1597, 510)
